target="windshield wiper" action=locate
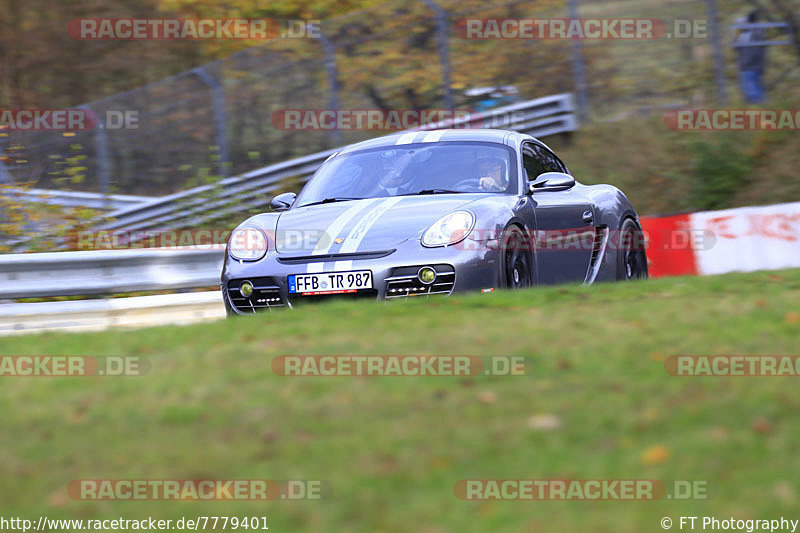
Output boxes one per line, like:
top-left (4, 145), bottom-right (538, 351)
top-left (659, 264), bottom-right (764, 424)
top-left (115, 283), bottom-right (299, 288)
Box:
top-left (300, 197), bottom-right (364, 207)
top-left (404, 189), bottom-right (463, 196)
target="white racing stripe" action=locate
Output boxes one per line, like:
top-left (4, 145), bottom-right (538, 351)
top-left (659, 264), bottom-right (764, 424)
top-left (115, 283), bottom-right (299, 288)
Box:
top-left (395, 132), bottom-right (419, 145)
top-left (333, 196), bottom-right (405, 271)
top-left (422, 130), bottom-right (446, 143)
top-left (306, 200), bottom-right (379, 273)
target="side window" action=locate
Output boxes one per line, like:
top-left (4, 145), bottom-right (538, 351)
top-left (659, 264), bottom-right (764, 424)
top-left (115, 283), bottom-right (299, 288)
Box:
top-left (522, 151), bottom-right (545, 181)
top-left (522, 142), bottom-right (566, 180)
top-left (531, 144), bottom-right (566, 174)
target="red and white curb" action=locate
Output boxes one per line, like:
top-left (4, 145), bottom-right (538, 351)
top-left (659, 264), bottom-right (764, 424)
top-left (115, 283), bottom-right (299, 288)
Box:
top-left (641, 201), bottom-right (800, 278)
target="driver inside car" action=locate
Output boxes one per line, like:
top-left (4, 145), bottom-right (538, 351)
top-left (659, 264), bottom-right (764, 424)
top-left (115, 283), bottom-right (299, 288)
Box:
top-left (367, 149), bottom-right (421, 197)
top-left (476, 157), bottom-right (508, 192)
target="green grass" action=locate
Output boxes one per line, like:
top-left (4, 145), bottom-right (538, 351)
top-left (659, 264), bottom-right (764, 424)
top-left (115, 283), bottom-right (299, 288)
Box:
top-left (1, 270), bottom-right (800, 532)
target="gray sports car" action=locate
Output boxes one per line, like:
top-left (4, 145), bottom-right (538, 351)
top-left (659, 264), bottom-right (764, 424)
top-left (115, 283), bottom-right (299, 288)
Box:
top-left (222, 129), bottom-right (647, 314)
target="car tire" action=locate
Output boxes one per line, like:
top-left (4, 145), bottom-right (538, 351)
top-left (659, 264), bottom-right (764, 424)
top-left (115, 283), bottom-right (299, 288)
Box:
top-left (501, 226), bottom-right (533, 289)
top-left (616, 218), bottom-right (648, 281)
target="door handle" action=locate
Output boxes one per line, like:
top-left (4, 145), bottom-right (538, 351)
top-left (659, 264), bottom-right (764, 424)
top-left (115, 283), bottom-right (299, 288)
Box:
top-left (582, 210), bottom-right (593, 224)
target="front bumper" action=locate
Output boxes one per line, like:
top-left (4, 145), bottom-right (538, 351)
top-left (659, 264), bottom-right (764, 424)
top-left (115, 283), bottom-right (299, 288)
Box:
top-left (221, 239), bottom-right (501, 315)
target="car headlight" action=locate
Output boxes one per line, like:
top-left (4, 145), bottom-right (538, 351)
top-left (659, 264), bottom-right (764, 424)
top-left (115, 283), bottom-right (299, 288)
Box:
top-left (228, 228), bottom-right (268, 261)
top-left (422, 211), bottom-right (475, 247)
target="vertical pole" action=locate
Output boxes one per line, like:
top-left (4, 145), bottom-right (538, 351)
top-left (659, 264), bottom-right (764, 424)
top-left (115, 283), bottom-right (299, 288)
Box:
top-left (0, 137), bottom-right (10, 184)
top-left (0, 163), bottom-right (10, 184)
top-left (192, 67), bottom-right (229, 178)
top-left (316, 26), bottom-right (343, 145)
top-left (707, 0), bottom-right (729, 104)
top-left (422, 0), bottom-right (454, 112)
top-left (81, 105), bottom-right (110, 205)
top-left (95, 116), bottom-right (110, 197)
top-left (568, 0), bottom-right (589, 122)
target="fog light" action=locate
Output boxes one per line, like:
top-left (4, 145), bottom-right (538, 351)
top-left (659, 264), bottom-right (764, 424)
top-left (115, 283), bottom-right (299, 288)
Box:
top-left (240, 281), bottom-right (254, 297)
top-left (418, 267), bottom-right (436, 284)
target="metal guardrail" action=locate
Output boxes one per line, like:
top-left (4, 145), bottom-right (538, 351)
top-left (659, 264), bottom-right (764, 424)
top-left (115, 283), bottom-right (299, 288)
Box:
top-left (102, 93), bottom-right (577, 232)
top-left (0, 247), bottom-right (226, 335)
top-left (0, 247), bottom-right (224, 299)
top-left (3, 188), bottom-right (153, 211)
top-left (0, 291), bottom-right (225, 335)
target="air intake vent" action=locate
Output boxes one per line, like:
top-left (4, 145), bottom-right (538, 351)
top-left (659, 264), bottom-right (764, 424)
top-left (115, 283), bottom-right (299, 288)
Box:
top-left (385, 264), bottom-right (455, 299)
top-left (227, 277), bottom-right (286, 314)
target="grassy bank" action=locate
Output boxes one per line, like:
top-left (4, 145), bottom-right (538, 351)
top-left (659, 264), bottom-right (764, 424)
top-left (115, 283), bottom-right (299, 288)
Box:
top-left (1, 270), bottom-right (799, 532)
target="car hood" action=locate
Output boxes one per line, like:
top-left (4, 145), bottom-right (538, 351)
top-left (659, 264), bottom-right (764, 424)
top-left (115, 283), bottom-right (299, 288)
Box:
top-left (274, 195), bottom-right (483, 254)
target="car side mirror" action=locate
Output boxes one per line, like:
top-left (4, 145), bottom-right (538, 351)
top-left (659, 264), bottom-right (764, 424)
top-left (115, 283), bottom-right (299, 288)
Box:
top-left (528, 172), bottom-right (576, 193)
top-left (269, 192), bottom-right (296, 211)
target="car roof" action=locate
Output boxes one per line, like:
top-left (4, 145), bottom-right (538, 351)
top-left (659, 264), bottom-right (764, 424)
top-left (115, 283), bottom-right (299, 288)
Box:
top-left (336, 129), bottom-right (536, 155)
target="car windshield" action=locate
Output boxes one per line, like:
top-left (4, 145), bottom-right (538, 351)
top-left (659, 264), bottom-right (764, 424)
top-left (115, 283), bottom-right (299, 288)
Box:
top-left (295, 141), bottom-right (517, 207)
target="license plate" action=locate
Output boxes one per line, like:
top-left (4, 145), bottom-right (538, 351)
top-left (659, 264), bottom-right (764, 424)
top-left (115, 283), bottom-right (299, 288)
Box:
top-left (288, 270), bottom-right (373, 295)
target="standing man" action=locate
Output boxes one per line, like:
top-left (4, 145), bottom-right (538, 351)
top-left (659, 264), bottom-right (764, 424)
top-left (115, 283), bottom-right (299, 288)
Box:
top-left (735, 11), bottom-right (768, 103)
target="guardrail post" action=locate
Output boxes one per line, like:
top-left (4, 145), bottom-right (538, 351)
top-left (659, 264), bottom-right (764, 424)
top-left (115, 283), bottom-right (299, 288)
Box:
top-left (706, 0), bottom-right (729, 104)
top-left (80, 105), bottom-right (111, 202)
top-left (422, 0), bottom-right (455, 112)
top-left (568, 0), bottom-right (589, 122)
top-left (0, 138), bottom-right (11, 184)
top-left (192, 67), bottom-right (230, 178)
top-left (315, 24), bottom-right (343, 145)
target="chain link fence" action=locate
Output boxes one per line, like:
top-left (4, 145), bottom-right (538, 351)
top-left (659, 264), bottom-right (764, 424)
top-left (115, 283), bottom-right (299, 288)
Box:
top-left (1, 0), bottom-right (797, 197)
